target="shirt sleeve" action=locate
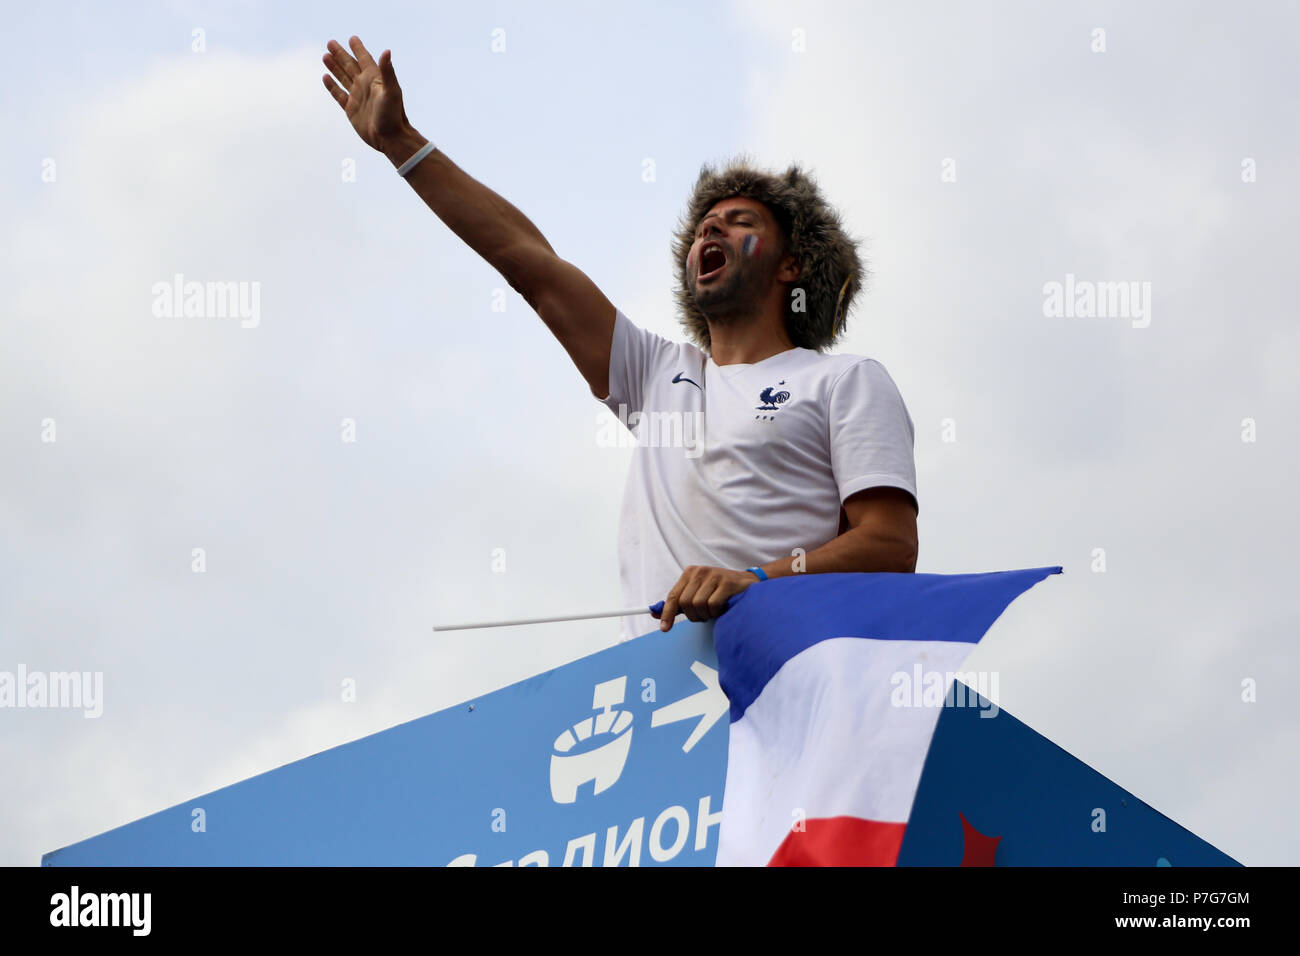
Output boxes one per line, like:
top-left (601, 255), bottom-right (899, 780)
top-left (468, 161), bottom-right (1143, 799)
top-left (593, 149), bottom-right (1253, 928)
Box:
top-left (827, 358), bottom-right (919, 516)
top-left (598, 309), bottom-right (679, 418)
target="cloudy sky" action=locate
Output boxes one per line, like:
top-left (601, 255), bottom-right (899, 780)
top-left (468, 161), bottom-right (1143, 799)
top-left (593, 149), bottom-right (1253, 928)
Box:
top-left (3, 0), bottom-right (1296, 867)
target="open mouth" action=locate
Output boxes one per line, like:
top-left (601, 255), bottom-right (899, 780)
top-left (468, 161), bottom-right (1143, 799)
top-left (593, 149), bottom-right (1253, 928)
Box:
top-left (698, 242), bottom-right (727, 281)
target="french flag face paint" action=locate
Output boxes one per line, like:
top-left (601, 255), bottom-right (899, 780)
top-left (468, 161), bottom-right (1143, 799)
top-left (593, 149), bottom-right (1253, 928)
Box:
top-left (742, 234), bottom-right (763, 259)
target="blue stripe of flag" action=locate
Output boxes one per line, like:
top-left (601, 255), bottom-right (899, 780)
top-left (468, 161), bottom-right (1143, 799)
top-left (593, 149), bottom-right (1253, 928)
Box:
top-left (714, 568), bottom-right (1063, 722)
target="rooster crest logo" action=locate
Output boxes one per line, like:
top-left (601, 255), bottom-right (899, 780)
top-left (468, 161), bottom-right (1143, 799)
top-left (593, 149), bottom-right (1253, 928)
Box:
top-left (756, 381), bottom-right (791, 411)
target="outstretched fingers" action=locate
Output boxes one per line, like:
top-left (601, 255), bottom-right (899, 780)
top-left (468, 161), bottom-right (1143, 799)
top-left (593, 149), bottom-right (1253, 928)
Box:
top-left (378, 48), bottom-right (397, 85)
top-left (322, 37), bottom-right (390, 109)
top-left (348, 35), bottom-right (377, 71)
top-left (324, 39), bottom-right (360, 85)
top-left (322, 73), bottom-right (348, 108)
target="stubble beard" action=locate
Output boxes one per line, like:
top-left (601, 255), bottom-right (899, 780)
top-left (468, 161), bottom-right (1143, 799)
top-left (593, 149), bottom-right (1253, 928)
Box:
top-left (689, 253), bottom-right (767, 326)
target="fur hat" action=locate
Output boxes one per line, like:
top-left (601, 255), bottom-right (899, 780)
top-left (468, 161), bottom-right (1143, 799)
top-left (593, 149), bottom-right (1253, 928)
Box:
top-left (671, 153), bottom-right (866, 353)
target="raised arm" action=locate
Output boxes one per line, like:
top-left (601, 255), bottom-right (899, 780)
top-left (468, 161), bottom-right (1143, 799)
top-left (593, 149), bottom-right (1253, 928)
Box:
top-left (321, 36), bottom-right (616, 398)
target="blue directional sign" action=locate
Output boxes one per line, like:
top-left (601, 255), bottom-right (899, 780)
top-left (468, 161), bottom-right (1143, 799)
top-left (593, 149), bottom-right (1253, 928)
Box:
top-left (44, 602), bottom-right (1240, 867)
top-left (43, 621), bottom-right (728, 867)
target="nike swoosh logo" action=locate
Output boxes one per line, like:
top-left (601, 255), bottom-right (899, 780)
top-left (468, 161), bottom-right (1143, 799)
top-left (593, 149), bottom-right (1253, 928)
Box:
top-left (672, 371), bottom-right (702, 390)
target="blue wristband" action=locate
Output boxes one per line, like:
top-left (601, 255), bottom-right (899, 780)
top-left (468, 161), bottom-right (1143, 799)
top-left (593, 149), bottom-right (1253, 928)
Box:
top-left (745, 566), bottom-right (768, 582)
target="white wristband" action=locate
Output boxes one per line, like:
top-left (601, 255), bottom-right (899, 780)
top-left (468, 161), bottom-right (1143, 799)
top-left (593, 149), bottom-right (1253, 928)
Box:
top-left (397, 141), bottom-right (437, 177)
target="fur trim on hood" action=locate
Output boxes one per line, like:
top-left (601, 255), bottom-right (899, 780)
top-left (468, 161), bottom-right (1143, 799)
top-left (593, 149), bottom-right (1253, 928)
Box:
top-left (671, 153), bottom-right (866, 353)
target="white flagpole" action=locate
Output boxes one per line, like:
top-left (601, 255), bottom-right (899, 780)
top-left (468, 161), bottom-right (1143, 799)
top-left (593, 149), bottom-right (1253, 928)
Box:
top-left (432, 607), bottom-right (654, 632)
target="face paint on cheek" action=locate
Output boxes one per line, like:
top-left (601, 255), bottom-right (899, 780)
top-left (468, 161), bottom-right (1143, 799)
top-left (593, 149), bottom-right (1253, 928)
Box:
top-left (742, 235), bottom-right (763, 259)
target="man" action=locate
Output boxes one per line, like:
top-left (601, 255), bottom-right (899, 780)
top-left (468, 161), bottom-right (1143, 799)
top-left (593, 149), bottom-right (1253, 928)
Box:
top-left (322, 37), bottom-right (919, 643)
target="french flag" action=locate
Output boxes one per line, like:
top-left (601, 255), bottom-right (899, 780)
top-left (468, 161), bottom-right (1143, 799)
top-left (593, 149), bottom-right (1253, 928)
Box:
top-left (712, 567), bottom-right (1062, 866)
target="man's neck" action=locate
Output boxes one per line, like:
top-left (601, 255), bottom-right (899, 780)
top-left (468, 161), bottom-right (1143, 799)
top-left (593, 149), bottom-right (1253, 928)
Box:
top-left (707, 315), bottom-right (796, 366)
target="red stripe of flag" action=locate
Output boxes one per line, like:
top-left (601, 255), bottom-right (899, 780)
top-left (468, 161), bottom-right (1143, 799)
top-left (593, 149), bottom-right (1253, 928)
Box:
top-left (767, 817), bottom-right (907, 867)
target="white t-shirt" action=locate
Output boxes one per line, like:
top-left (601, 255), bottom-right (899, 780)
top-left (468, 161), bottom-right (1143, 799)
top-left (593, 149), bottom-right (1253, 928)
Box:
top-left (599, 309), bottom-right (918, 642)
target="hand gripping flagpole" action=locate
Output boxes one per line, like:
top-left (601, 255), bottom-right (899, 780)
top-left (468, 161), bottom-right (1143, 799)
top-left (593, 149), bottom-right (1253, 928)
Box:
top-left (432, 602), bottom-right (667, 632)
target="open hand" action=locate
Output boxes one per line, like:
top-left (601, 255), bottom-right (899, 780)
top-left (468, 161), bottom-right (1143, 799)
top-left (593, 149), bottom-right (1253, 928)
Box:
top-left (322, 36), bottom-right (409, 153)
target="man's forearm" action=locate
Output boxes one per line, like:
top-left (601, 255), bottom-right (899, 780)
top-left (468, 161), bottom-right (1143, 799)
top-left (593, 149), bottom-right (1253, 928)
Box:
top-left (756, 524), bottom-right (917, 579)
top-left (380, 123), bottom-right (555, 291)
top-left (656, 522), bottom-right (916, 630)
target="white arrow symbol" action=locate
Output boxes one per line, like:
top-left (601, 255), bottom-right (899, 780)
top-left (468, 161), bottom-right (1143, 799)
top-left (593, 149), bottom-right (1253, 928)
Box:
top-left (650, 661), bottom-right (729, 753)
